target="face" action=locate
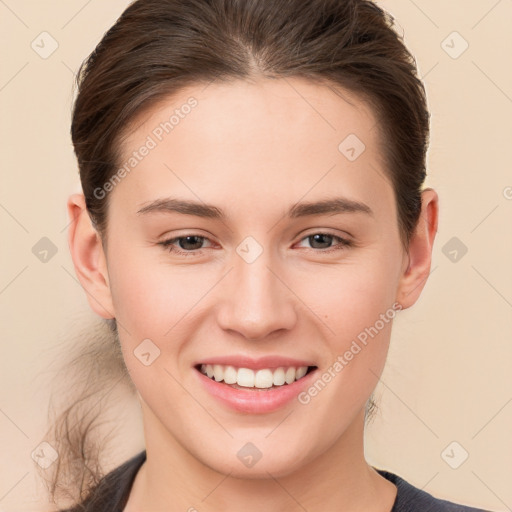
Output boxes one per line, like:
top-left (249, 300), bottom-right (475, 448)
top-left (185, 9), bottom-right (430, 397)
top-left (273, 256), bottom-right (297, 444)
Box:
top-left (100, 78), bottom-right (410, 477)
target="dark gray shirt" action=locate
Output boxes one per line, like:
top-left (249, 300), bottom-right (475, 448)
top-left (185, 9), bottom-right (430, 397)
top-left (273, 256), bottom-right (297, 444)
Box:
top-left (62, 450), bottom-right (493, 511)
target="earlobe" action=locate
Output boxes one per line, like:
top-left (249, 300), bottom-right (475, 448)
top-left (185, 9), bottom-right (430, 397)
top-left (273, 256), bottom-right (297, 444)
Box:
top-left (66, 193), bottom-right (115, 320)
top-left (396, 188), bottom-right (439, 309)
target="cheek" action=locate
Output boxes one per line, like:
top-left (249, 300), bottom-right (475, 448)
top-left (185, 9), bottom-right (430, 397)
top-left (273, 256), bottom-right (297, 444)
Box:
top-left (108, 248), bottom-right (190, 334)
top-left (294, 249), bottom-right (400, 406)
top-left (301, 253), bottom-right (399, 339)
top-left (295, 264), bottom-right (397, 426)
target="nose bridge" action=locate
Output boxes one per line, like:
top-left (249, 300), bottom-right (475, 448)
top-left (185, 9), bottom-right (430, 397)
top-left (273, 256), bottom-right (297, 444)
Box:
top-left (217, 237), bottom-right (297, 340)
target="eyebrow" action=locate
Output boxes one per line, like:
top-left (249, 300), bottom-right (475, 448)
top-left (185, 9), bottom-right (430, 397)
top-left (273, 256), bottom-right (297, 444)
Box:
top-left (136, 196), bottom-right (373, 219)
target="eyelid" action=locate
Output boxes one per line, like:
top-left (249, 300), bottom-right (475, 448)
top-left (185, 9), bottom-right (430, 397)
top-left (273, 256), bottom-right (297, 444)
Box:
top-left (157, 228), bottom-right (351, 245)
top-left (158, 233), bottom-right (215, 250)
top-left (157, 229), bottom-right (215, 245)
top-left (293, 231), bottom-right (353, 251)
top-left (296, 228), bottom-right (353, 242)
top-left (158, 229), bottom-right (353, 256)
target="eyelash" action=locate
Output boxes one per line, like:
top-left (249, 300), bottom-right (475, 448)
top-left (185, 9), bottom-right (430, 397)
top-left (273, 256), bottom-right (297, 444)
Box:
top-left (157, 232), bottom-right (353, 257)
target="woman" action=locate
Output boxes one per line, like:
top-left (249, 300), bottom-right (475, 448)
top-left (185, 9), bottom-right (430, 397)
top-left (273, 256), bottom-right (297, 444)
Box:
top-left (47, 0), bottom-right (494, 510)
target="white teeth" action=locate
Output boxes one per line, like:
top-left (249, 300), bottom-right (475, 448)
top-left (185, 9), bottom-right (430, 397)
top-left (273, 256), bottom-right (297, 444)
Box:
top-left (273, 367), bottom-right (286, 386)
top-left (223, 365), bottom-right (237, 384)
top-left (213, 364), bottom-right (224, 382)
top-left (295, 366), bottom-right (308, 379)
top-left (254, 369), bottom-right (273, 388)
top-left (199, 364), bottom-right (312, 388)
top-left (237, 368), bottom-right (255, 387)
top-left (285, 367), bottom-right (296, 384)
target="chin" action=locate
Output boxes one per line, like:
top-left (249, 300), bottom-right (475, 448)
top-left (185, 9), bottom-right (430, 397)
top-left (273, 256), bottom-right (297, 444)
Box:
top-left (197, 440), bottom-right (313, 480)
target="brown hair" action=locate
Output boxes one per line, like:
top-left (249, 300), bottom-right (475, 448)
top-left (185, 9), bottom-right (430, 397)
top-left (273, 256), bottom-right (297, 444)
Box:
top-left (42, 0), bottom-right (429, 508)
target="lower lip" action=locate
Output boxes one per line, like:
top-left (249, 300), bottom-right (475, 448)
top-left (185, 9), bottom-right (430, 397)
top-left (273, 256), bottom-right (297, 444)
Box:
top-left (194, 367), bottom-right (318, 414)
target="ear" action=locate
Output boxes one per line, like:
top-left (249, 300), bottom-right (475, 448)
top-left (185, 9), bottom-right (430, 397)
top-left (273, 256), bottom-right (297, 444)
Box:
top-left (396, 188), bottom-right (439, 309)
top-left (66, 193), bottom-right (115, 319)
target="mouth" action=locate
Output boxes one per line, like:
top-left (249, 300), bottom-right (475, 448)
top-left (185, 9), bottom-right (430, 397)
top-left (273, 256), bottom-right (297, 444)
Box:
top-left (194, 363), bottom-right (318, 391)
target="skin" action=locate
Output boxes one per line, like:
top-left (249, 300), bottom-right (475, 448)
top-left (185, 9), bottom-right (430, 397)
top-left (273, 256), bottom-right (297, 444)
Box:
top-left (67, 77), bottom-right (438, 512)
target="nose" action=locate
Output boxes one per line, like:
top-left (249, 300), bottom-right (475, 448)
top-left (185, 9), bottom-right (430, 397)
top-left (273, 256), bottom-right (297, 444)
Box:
top-left (216, 246), bottom-right (298, 341)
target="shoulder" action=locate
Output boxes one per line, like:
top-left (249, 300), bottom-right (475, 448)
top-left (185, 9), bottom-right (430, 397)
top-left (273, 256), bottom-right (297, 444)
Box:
top-left (58, 450), bottom-right (146, 512)
top-left (374, 467), bottom-right (494, 512)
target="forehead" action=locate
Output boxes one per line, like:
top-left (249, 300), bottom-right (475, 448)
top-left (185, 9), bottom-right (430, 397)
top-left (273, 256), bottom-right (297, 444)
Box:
top-left (121, 77), bottom-right (379, 151)
top-left (111, 77), bottom-right (392, 221)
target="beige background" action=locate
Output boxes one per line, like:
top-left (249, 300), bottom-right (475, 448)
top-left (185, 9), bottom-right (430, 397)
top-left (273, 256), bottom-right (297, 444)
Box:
top-left (1, 0), bottom-right (511, 510)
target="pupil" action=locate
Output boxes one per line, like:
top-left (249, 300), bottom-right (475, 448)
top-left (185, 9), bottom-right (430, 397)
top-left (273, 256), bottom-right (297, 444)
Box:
top-left (181, 236), bottom-right (202, 250)
top-left (311, 234), bottom-right (331, 249)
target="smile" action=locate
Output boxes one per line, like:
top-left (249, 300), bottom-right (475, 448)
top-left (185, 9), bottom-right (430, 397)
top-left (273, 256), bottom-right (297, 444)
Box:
top-left (197, 364), bottom-right (316, 389)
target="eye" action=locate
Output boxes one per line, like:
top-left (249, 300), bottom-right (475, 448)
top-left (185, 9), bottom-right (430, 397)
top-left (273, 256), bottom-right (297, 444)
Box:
top-left (295, 232), bottom-right (353, 253)
top-left (158, 234), bottom-right (213, 256)
top-left (158, 231), bottom-right (352, 257)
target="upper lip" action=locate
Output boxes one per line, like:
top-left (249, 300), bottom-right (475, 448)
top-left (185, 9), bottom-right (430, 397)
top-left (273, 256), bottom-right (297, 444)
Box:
top-left (194, 355), bottom-right (317, 371)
